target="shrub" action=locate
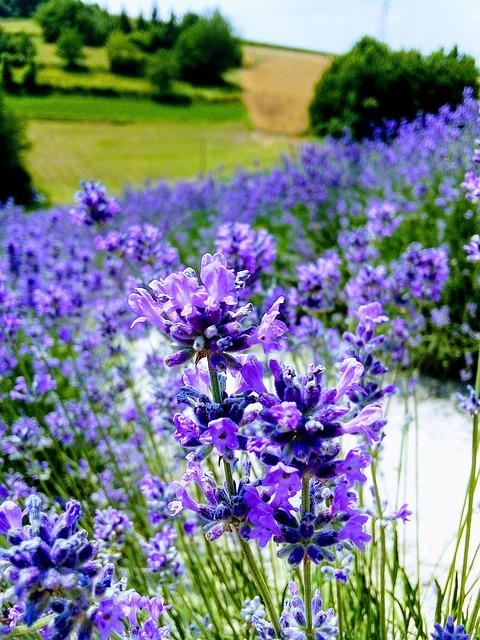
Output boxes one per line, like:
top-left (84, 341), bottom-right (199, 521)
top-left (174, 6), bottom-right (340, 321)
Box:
top-left (0, 89), bottom-right (35, 205)
top-left (56, 27), bottom-right (84, 69)
top-left (106, 31), bottom-right (145, 76)
top-left (22, 60), bottom-right (37, 92)
top-left (146, 49), bottom-right (179, 98)
top-left (118, 8), bottom-right (132, 34)
top-left (1, 58), bottom-right (17, 92)
top-left (35, 0), bottom-right (113, 46)
top-left (174, 10), bottom-right (242, 85)
top-left (0, 0), bottom-right (46, 18)
top-left (0, 31), bottom-right (36, 67)
top-left (309, 36), bottom-right (479, 140)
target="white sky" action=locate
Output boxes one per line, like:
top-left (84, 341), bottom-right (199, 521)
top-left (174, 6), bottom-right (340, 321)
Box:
top-left (94, 0), bottom-right (480, 62)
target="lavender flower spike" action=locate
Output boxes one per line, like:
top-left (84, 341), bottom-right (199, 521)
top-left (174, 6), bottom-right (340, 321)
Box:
top-left (129, 253), bottom-right (287, 368)
top-left (431, 615), bottom-right (470, 640)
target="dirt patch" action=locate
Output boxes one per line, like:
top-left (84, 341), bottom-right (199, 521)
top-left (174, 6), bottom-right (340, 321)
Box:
top-left (238, 44), bottom-right (332, 136)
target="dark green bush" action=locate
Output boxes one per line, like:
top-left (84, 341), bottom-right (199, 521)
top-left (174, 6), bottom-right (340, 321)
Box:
top-left (35, 0), bottom-right (113, 46)
top-left (56, 27), bottom-right (84, 69)
top-left (309, 36), bottom-right (479, 140)
top-left (0, 89), bottom-right (35, 205)
top-left (174, 10), bottom-right (242, 85)
top-left (0, 0), bottom-right (46, 18)
top-left (146, 49), bottom-right (179, 98)
top-left (1, 58), bottom-right (16, 92)
top-left (106, 31), bottom-right (145, 76)
top-left (117, 8), bottom-right (132, 34)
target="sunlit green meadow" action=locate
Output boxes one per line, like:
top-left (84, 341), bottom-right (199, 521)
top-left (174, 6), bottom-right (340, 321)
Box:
top-left (6, 95), bottom-right (297, 204)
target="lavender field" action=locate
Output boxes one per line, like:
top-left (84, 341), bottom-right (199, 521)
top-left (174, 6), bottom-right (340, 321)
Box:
top-left (0, 89), bottom-right (479, 640)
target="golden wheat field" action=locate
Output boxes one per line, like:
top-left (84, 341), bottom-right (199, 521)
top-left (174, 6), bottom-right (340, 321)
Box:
top-left (239, 44), bottom-right (333, 135)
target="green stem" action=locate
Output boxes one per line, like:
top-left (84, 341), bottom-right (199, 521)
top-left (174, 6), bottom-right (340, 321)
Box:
top-left (8, 615), bottom-right (55, 637)
top-left (239, 536), bottom-right (283, 638)
top-left (371, 459), bottom-right (388, 640)
top-left (457, 410), bottom-right (479, 619)
top-left (302, 475), bottom-right (314, 639)
top-left (207, 356), bottom-right (282, 637)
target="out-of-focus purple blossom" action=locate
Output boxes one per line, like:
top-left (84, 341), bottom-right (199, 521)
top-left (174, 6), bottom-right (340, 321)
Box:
top-left (345, 265), bottom-right (391, 310)
top-left (94, 507), bottom-right (132, 549)
top-left (394, 243), bottom-right (449, 303)
top-left (430, 615), bottom-right (470, 640)
top-left (294, 251), bottom-right (342, 311)
top-left (463, 234), bottom-right (480, 262)
top-left (431, 306), bottom-right (450, 328)
top-left (215, 222), bottom-right (276, 292)
top-left (462, 171), bottom-right (480, 203)
top-left (93, 590), bottom-right (171, 640)
top-left (141, 526), bottom-right (183, 580)
top-left (366, 201), bottom-right (401, 237)
top-left (338, 228), bottom-right (379, 272)
top-left (72, 180), bottom-right (121, 226)
top-left (139, 475), bottom-right (177, 527)
top-left (279, 581), bottom-right (338, 640)
top-left (456, 385), bottom-right (480, 415)
top-left (390, 503), bottom-right (412, 523)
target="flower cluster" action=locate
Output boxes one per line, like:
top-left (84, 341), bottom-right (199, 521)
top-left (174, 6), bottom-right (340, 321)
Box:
top-left (431, 616), bottom-right (470, 640)
top-left (129, 252), bottom-right (288, 369)
top-left (249, 582), bottom-right (338, 640)
top-left (71, 180), bottom-right (121, 226)
top-left (0, 496), bottom-right (172, 639)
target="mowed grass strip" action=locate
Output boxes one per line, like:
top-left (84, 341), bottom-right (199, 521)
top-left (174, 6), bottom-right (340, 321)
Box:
top-left (23, 117), bottom-right (297, 205)
top-left (6, 94), bottom-right (246, 123)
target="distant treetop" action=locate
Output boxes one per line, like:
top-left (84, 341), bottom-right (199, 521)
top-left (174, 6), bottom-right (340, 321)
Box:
top-left (0, 0), bottom-right (47, 18)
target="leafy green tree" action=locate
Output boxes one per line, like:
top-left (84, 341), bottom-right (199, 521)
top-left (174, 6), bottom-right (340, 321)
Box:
top-left (0, 89), bottom-right (35, 205)
top-left (22, 60), bottom-right (37, 92)
top-left (147, 49), bottom-right (179, 98)
top-left (309, 36), bottom-right (479, 140)
top-left (0, 0), bottom-right (46, 18)
top-left (56, 27), bottom-right (84, 69)
top-left (35, 0), bottom-right (113, 46)
top-left (136, 11), bottom-right (148, 30)
top-left (0, 29), bottom-right (36, 67)
top-left (118, 7), bottom-right (132, 34)
top-left (106, 31), bottom-right (145, 76)
top-left (174, 10), bottom-right (241, 85)
top-left (1, 57), bottom-right (16, 92)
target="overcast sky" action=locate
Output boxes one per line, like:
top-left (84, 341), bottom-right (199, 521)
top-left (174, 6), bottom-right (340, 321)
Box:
top-left (94, 0), bottom-right (480, 62)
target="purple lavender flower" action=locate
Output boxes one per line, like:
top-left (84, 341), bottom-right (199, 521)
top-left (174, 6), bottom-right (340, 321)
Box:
top-left (0, 495), bottom-right (101, 633)
top-left (71, 180), bottom-right (120, 226)
top-left (294, 251), bottom-right (342, 311)
top-left (215, 222), bottom-right (276, 291)
top-left (257, 357), bottom-right (382, 477)
top-left (94, 507), bottom-right (132, 549)
top-left (390, 503), bottom-right (412, 523)
top-left (431, 615), bottom-right (470, 640)
top-left (394, 243), bottom-right (449, 303)
top-left (456, 385), bottom-right (480, 415)
top-left (463, 234), bottom-right (480, 262)
top-left (366, 200), bottom-right (401, 237)
top-left (129, 252), bottom-right (287, 369)
top-left (462, 171), bottom-right (480, 203)
top-left (279, 581), bottom-right (338, 639)
top-left (93, 590), bottom-right (171, 640)
top-left (141, 526), bottom-right (183, 580)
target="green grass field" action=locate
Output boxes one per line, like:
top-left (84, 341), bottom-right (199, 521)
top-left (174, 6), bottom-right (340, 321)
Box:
top-left (1, 18), bottom-right (300, 206)
top-left (6, 94), bottom-right (296, 205)
top-left (5, 94), bottom-right (247, 123)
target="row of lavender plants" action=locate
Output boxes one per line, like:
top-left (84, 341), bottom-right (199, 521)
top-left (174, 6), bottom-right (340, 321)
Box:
top-left (0, 89), bottom-right (479, 639)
